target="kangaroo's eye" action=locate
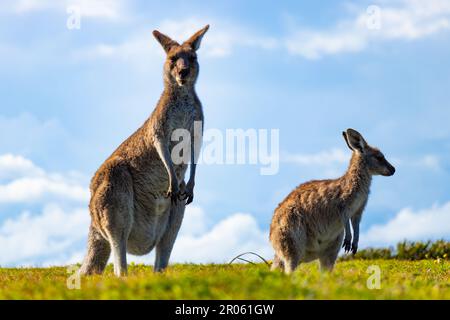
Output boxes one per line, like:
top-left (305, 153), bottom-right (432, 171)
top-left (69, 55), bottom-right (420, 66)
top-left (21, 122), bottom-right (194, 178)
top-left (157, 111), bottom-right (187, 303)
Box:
top-left (376, 155), bottom-right (384, 161)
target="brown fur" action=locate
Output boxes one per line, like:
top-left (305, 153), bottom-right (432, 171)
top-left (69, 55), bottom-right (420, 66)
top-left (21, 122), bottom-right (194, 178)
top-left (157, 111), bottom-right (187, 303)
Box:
top-left (79, 25), bottom-right (209, 277)
top-left (270, 129), bottom-right (395, 274)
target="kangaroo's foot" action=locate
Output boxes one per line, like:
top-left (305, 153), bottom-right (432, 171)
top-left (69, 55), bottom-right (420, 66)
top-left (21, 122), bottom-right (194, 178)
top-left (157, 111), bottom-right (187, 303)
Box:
top-left (270, 255), bottom-right (285, 272)
top-left (79, 225), bottom-right (111, 275)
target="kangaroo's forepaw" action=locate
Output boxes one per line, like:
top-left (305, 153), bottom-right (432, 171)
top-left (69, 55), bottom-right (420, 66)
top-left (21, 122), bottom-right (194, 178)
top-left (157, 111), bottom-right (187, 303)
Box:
top-left (351, 243), bottom-right (358, 255)
top-left (342, 239), bottom-right (352, 253)
top-left (167, 189), bottom-right (180, 204)
top-left (185, 191), bottom-right (194, 205)
top-left (176, 190), bottom-right (193, 205)
top-left (183, 181), bottom-right (195, 205)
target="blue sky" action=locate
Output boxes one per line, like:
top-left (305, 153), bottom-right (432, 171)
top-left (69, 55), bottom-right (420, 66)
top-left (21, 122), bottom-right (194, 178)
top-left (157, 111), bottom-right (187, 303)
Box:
top-left (0, 0), bottom-right (449, 266)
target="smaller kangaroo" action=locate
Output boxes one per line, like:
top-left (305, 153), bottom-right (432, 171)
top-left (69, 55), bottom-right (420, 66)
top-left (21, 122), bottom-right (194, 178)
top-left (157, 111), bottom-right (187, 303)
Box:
top-left (270, 129), bottom-right (395, 274)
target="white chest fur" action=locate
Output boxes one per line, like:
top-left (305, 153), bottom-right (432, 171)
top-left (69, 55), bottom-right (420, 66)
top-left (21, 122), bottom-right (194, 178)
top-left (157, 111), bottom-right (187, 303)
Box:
top-left (344, 192), bottom-right (368, 219)
top-left (169, 96), bottom-right (197, 132)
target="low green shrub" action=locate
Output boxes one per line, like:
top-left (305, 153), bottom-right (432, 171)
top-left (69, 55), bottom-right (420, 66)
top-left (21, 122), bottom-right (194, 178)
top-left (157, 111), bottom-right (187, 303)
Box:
top-left (340, 240), bottom-right (449, 261)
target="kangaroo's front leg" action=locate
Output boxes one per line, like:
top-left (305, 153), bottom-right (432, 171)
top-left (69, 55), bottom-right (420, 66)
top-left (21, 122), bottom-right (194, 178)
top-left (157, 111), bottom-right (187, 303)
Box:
top-left (342, 220), bottom-right (352, 253)
top-left (351, 214), bottom-right (362, 255)
top-left (154, 138), bottom-right (180, 202)
top-left (183, 127), bottom-right (202, 205)
top-left (184, 166), bottom-right (196, 205)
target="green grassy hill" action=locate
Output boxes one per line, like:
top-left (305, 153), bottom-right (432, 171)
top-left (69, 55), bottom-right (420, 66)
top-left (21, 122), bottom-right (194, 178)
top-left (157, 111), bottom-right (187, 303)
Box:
top-left (0, 259), bottom-right (448, 299)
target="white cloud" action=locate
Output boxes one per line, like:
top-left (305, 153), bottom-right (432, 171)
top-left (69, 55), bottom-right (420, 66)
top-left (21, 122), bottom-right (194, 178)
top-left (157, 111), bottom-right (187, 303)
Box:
top-left (0, 204), bottom-right (89, 266)
top-left (5, 199), bottom-right (447, 267)
top-left (0, 203), bottom-right (272, 266)
top-left (73, 17), bottom-right (279, 62)
top-left (3, 1), bottom-right (450, 63)
top-left (361, 201), bottom-right (450, 247)
top-left (172, 208), bottom-right (272, 263)
top-left (0, 154), bottom-right (92, 266)
top-left (0, 154), bottom-right (44, 180)
top-left (71, 0), bottom-right (125, 19)
top-left (71, 31), bottom-right (157, 67)
top-left (4, 0), bottom-right (126, 19)
top-left (41, 250), bottom-right (86, 267)
top-left (283, 149), bottom-right (443, 177)
top-left (178, 205), bottom-right (209, 237)
top-left (0, 176), bottom-right (89, 204)
top-left (125, 206), bottom-right (272, 265)
top-left (283, 148), bottom-right (348, 166)
top-left (282, 148), bottom-right (349, 178)
top-left (157, 17), bottom-right (278, 58)
top-left (391, 154), bottom-right (442, 171)
top-left (0, 152), bottom-right (271, 267)
top-left (416, 155), bottom-right (441, 170)
top-left (8, 152), bottom-right (446, 266)
top-left (0, 154), bottom-right (89, 204)
top-left (285, 0), bottom-right (450, 59)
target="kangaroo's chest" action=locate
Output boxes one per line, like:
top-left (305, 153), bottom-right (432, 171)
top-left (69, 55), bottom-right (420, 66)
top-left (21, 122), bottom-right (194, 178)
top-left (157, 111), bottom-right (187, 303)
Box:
top-left (168, 97), bottom-right (198, 133)
top-left (343, 193), bottom-right (368, 219)
top-left (308, 193), bottom-right (368, 252)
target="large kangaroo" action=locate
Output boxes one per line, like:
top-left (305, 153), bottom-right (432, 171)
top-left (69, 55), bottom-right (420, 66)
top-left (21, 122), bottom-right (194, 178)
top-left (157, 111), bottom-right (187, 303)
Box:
top-left (79, 25), bottom-right (209, 277)
top-left (270, 129), bottom-right (395, 274)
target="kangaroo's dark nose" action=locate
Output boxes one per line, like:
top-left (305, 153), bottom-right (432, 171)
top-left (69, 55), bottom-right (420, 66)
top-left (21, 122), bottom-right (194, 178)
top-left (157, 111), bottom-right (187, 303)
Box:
top-left (179, 68), bottom-right (189, 78)
top-left (388, 165), bottom-right (396, 176)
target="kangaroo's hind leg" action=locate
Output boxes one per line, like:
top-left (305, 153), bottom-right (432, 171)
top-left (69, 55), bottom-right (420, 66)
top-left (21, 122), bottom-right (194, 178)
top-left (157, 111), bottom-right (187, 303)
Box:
top-left (319, 232), bottom-right (344, 272)
top-left (93, 162), bottom-right (134, 277)
top-left (282, 239), bottom-right (304, 275)
top-left (271, 254), bottom-right (285, 271)
top-left (108, 228), bottom-right (130, 277)
top-left (79, 224), bottom-right (111, 275)
top-left (154, 182), bottom-right (186, 272)
top-left (273, 229), bottom-right (306, 275)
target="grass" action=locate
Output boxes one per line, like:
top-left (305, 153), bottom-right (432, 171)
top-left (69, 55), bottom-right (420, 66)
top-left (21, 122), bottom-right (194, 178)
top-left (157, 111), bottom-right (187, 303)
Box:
top-left (0, 259), bottom-right (448, 299)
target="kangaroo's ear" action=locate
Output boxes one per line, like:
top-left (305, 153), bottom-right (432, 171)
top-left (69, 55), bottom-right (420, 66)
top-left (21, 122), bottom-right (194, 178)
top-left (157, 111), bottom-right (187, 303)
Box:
top-left (344, 129), bottom-right (368, 152)
top-left (153, 30), bottom-right (179, 53)
top-left (184, 25), bottom-right (209, 51)
top-left (342, 131), bottom-right (353, 151)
